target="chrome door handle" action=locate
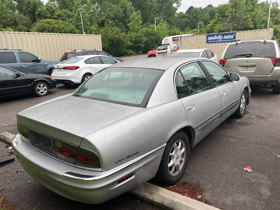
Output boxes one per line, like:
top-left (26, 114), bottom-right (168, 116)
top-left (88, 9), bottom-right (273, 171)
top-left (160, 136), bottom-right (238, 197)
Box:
top-left (186, 105), bottom-right (195, 111)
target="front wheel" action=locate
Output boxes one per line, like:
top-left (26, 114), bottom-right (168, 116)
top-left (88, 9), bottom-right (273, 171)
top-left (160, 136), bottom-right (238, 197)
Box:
top-left (155, 132), bottom-right (190, 185)
top-left (234, 90), bottom-right (247, 118)
top-left (34, 81), bottom-right (49, 97)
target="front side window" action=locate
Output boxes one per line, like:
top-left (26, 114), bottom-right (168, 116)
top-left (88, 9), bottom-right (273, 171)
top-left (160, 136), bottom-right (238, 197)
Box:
top-left (74, 67), bottom-right (163, 107)
top-left (202, 61), bottom-right (230, 86)
top-left (177, 62), bottom-right (211, 96)
top-left (0, 52), bottom-right (17, 63)
top-left (18, 52), bottom-right (38, 63)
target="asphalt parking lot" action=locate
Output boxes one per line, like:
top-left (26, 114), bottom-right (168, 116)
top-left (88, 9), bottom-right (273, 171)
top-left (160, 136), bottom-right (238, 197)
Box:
top-left (179, 86), bottom-right (280, 210)
top-left (0, 56), bottom-right (279, 209)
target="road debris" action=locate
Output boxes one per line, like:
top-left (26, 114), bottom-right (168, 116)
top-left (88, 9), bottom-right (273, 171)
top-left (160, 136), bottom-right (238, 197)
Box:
top-left (243, 166), bottom-right (252, 173)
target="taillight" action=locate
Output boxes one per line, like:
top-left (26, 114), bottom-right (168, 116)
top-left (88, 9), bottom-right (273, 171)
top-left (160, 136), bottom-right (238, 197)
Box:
top-left (54, 140), bottom-right (100, 168)
top-left (63, 66), bottom-right (80, 70)
top-left (17, 124), bottom-right (29, 139)
top-left (271, 58), bottom-right (280, 66)
top-left (219, 59), bottom-right (227, 67)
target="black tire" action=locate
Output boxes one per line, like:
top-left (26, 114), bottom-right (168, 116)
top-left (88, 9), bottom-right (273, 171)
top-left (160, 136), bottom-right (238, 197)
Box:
top-left (234, 90), bottom-right (247, 118)
top-left (34, 81), bottom-right (49, 97)
top-left (82, 73), bottom-right (92, 83)
top-left (148, 55), bottom-right (156, 57)
top-left (155, 131), bottom-right (190, 185)
top-left (48, 68), bottom-right (53, 75)
top-left (272, 83), bottom-right (280, 94)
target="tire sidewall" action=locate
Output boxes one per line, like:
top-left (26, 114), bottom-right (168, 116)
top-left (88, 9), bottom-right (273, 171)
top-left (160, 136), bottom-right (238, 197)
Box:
top-left (156, 131), bottom-right (190, 185)
top-left (235, 90), bottom-right (247, 118)
top-left (34, 81), bottom-right (48, 96)
top-left (82, 73), bottom-right (92, 83)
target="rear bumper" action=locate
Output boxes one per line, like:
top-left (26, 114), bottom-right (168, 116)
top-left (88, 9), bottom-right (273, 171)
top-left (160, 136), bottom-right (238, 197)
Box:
top-left (12, 134), bottom-right (163, 204)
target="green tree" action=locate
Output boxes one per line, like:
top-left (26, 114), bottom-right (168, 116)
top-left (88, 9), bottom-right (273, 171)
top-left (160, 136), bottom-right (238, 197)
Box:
top-left (98, 19), bottom-right (129, 56)
top-left (128, 11), bottom-right (146, 53)
top-left (32, 19), bottom-right (78, 33)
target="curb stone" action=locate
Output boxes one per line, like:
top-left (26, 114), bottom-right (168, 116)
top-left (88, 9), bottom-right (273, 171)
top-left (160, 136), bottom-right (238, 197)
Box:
top-left (0, 132), bottom-right (219, 210)
top-left (0, 132), bottom-right (15, 146)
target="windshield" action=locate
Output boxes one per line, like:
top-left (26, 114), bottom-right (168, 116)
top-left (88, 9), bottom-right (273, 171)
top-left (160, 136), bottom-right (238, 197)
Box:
top-left (224, 42), bottom-right (276, 59)
top-left (74, 67), bottom-right (163, 107)
top-left (172, 52), bottom-right (200, 57)
top-left (61, 57), bottom-right (83, 64)
top-left (158, 45), bottom-right (168, 51)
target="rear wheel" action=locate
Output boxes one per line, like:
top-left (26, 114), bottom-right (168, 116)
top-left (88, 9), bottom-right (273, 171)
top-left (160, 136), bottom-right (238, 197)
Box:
top-left (34, 81), bottom-right (49, 96)
top-left (82, 73), bottom-right (92, 83)
top-left (155, 132), bottom-right (190, 185)
top-left (234, 90), bottom-right (247, 118)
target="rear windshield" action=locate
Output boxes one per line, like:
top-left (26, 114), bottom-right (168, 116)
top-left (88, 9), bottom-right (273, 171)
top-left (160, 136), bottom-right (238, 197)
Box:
top-left (61, 57), bottom-right (83, 64)
top-left (224, 42), bottom-right (276, 59)
top-left (74, 67), bottom-right (163, 107)
top-left (60, 52), bottom-right (77, 61)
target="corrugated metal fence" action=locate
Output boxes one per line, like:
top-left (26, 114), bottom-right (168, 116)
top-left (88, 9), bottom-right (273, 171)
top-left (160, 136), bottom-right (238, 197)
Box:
top-left (180, 29), bottom-right (274, 60)
top-left (0, 32), bottom-right (102, 61)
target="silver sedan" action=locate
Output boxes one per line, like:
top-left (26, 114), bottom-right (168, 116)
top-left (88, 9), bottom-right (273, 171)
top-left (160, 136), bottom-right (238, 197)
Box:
top-left (12, 57), bottom-right (250, 204)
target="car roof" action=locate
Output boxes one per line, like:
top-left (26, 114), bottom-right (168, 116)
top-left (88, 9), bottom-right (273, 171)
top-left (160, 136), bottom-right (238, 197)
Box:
top-left (109, 57), bottom-right (202, 70)
top-left (75, 55), bottom-right (110, 59)
top-left (176, 49), bottom-right (207, 53)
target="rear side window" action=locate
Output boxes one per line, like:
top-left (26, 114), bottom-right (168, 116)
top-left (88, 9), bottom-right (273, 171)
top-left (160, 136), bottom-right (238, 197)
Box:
top-left (100, 57), bottom-right (116, 64)
top-left (85, 57), bottom-right (102, 64)
top-left (0, 52), bottom-right (17, 63)
top-left (224, 42), bottom-right (276, 59)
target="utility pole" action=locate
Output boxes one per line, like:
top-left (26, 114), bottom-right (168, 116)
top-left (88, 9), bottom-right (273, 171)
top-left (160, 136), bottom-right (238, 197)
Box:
top-left (154, 17), bottom-right (158, 31)
top-left (267, 0), bottom-right (272, 29)
top-left (78, 8), bottom-right (86, 34)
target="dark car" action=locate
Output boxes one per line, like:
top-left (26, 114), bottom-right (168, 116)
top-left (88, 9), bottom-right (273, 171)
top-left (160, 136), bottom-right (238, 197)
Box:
top-left (60, 49), bottom-right (123, 62)
top-left (0, 65), bottom-right (56, 98)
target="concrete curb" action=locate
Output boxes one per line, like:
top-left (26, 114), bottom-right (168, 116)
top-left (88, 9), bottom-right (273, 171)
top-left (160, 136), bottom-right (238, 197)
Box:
top-left (0, 132), bottom-right (219, 210)
top-left (131, 182), bottom-right (219, 210)
top-left (0, 132), bottom-right (15, 146)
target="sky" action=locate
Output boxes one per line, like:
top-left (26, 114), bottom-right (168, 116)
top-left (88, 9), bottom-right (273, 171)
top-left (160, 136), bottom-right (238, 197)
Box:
top-left (178, 0), bottom-right (229, 12)
top-left (177, 0), bottom-right (279, 12)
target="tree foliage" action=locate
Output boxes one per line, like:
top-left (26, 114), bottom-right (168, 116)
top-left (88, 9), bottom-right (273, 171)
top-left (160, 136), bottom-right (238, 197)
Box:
top-left (0, 0), bottom-right (280, 56)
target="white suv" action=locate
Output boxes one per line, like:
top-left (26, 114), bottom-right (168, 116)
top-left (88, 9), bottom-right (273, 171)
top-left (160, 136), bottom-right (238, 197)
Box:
top-left (219, 39), bottom-right (280, 94)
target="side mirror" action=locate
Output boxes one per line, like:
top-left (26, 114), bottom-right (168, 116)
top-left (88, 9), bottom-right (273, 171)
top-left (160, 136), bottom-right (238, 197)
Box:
top-left (32, 58), bottom-right (41, 63)
top-left (230, 73), bottom-right (240, 81)
top-left (15, 73), bottom-right (21, 78)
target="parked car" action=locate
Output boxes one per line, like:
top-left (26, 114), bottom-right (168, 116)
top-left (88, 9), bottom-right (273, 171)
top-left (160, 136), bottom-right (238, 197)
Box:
top-left (60, 49), bottom-right (123, 62)
top-left (172, 48), bottom-right (218, 62)
top-left (52, 55), bottom-right (120, 85)
top-left (0, 49), bottom-right (59, 75)
top-left (219, 39), bottom-right (280, 94)
top-left (0, 65), bottom-right (56, 98)
top-left (12, 57), bottom-right (250, 204)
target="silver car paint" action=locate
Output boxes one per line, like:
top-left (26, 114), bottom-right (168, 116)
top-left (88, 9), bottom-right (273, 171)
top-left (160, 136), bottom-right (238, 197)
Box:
top-left (13, 57), bottom-right (250, 204)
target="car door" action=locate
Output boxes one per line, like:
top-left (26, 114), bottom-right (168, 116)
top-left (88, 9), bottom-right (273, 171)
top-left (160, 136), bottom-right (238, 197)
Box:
top-left (18, 51), bottom-right (48, 74)
top-left (175, 62), bottom-right (222, 145)
top-left (0, 66), bottom-right (31, 97)
top-left (201, 61), bottom-right (240, 119)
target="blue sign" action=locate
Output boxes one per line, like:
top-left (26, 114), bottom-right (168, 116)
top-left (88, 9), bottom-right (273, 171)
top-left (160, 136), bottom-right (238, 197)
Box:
top-left (206, 32), bottom-right (236, 44)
